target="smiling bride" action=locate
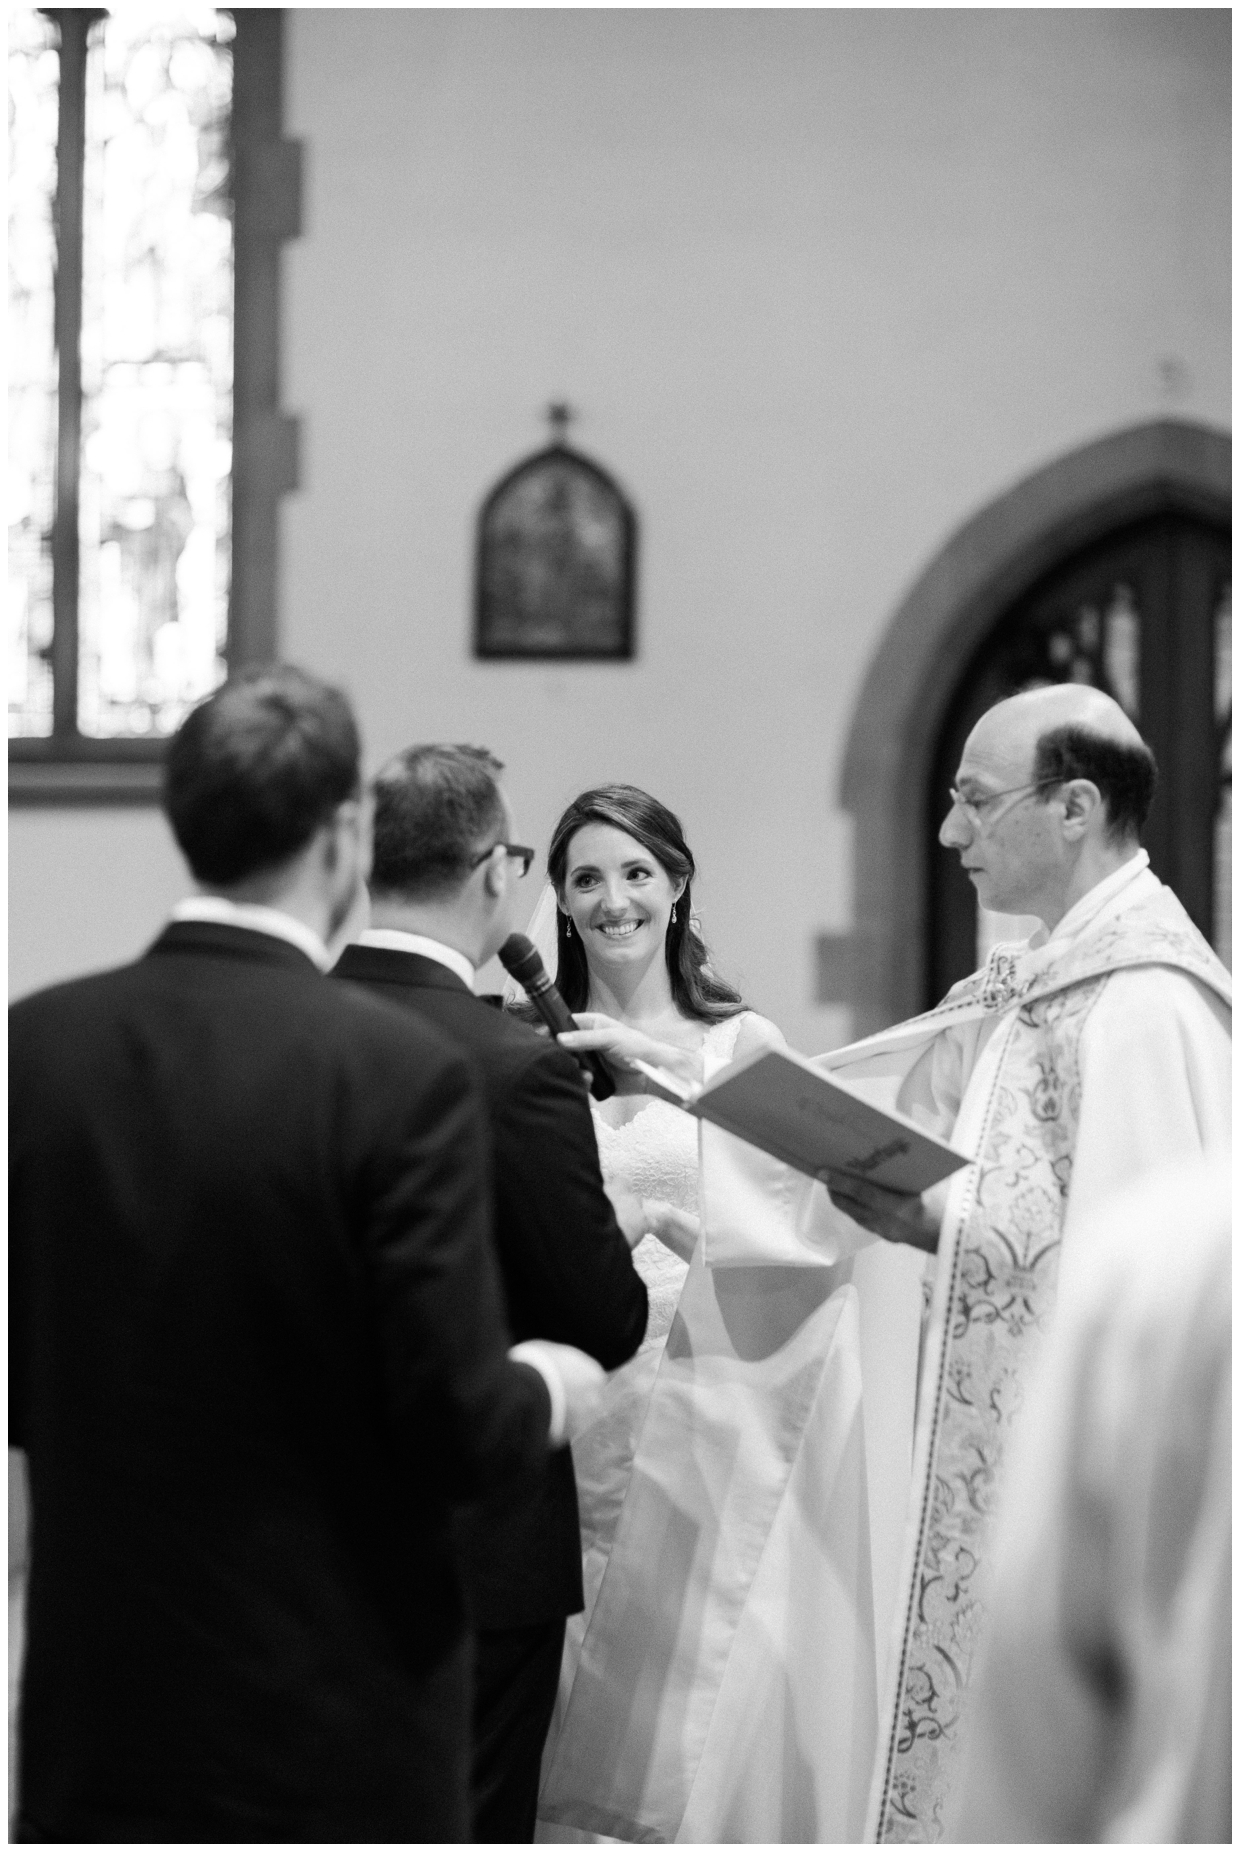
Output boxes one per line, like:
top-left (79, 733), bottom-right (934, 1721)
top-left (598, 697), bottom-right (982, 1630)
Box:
top-left (526, 786), bottom-right (888, 1845)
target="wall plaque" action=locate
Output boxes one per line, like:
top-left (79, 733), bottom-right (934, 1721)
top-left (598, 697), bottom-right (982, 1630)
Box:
top-left (474, 404), bottom-right (636, 660)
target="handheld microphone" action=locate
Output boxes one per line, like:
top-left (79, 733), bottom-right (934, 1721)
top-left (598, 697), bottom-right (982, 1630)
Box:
top-left (498, 933), bottom-right (616, 1102)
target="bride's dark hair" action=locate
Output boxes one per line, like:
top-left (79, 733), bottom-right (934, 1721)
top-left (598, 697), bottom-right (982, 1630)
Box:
top-left (545, 784), bottom-right (745, 1023)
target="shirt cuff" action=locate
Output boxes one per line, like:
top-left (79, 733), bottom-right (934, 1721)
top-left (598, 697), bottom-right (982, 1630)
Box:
top-left (508, 1340), bottom-right (567, 1446)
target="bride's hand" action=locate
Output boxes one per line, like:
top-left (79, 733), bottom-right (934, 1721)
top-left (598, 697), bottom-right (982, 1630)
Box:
top-left (557, 1013), bottom-right (705, 1090)
top-left (604, 1183), bottom-right (648, 1250)
top-left (641, 1199), bottom-right (701, 1264)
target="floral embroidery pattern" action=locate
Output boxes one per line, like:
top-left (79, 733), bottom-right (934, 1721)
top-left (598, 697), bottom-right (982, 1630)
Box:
top-left (873, 978), bottom-right (1102, 1841)
top-left (912, 892), bottom-right (1229, 1031)
top-left (977, 948), bottom-right (1033, 1013)
top-left (870, 886), bottom-right (1229, 1844)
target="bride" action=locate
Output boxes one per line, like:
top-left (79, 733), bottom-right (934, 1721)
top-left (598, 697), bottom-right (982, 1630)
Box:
top-left (524, 785), bottom-right (884, 1845)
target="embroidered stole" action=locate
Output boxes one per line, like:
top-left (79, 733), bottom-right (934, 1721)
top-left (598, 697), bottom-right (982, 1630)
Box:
top-left (862, 884), bottom-right (1229, 1843)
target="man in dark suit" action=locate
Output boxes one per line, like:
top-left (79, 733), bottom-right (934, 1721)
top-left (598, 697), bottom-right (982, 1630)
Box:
top-left (333, 743), bottom-right (648, 1842)
top-left (8, 667), bottom-right (603, 1844)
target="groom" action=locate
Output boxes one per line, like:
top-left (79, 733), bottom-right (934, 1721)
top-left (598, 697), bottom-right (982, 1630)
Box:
top-left (333, 742), bottom-right (649, 1842)
top-left (9, 668), bottom-right (604, 1843)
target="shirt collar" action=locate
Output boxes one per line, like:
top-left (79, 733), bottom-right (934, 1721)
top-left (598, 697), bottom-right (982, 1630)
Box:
top-left (1047, 848), bottom-right (1150, 945)
top-left (356, 928), bottom-right (476, 990)
top-left (169, 897), bottom-right (333, 972)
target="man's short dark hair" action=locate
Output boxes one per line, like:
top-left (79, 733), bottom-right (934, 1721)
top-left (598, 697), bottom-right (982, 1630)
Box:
top-left (370, 744), bottom-right (506, 900)
top-left (1033, 723), bottom-right (1158, 841)
top-left (164, 665), bottom-right (361, 885)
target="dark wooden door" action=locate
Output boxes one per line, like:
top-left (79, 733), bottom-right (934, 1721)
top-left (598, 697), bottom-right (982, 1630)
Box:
top-left (926, 513), bottom-right (1231, 1006)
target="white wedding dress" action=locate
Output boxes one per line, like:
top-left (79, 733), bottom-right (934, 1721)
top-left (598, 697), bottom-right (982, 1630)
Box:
top-left (538, 1013), bottom-right (882, 1844)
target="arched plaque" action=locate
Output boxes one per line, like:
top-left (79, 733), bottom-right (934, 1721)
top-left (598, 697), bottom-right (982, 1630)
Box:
top-left (474, 409), bottom-right (636, 659)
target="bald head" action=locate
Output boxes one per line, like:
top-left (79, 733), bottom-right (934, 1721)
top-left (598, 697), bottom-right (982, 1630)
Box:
top-left (974, 683), bottom-right (1145, 764)
top-left (966, 683), bottom-right (1156, 846)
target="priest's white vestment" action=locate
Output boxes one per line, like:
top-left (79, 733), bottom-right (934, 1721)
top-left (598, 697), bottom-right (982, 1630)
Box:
top-left (817, 852), bottom-right (1230, 1841)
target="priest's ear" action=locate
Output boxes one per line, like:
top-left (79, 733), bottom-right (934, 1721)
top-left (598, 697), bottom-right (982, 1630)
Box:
top-left (1059, 778), bottom-right (1104, 840)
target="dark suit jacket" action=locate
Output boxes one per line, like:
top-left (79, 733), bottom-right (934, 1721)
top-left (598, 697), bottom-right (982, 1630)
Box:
top-left (8, 921), bottom-right (551, 1843)
top-left (333, 943), bottom-right (648, 1629)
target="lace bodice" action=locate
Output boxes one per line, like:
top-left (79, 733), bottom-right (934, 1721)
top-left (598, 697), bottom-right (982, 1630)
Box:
top-left (592, 1012), bottom-right (749, 1208)
top-left (592, 1014), bottom-right (750, 1340)
top-left (593, 1098), bottom-right (702, 1216)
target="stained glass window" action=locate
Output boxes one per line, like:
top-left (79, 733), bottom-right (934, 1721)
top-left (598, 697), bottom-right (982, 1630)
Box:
top-left (8, 10), bottom-right (60, 738)
top-left (7, 5), bottom-right (233, 748)
top-left (79, 5), bottom-right (233, 736)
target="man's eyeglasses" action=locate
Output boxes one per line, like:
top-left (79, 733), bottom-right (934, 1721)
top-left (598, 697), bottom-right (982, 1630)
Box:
top-left (469, 841), bottom-right (535, 878)
top-left (947, 778), bottom-right (1060, 827)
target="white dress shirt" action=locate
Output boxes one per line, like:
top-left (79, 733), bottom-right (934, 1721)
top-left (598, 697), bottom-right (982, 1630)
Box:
top-left (355, 927), bottom-right (475, 990)
top-left (169, 896), bottom-right (332, 972)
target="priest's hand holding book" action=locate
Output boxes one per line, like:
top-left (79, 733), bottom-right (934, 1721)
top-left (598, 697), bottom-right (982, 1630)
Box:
top-left (819, 1173), bottom-right (943, 1254)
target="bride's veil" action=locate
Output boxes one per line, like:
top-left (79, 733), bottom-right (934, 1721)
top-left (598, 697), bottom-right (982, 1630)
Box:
top-left (501, 880), bottom-right (561, 1007)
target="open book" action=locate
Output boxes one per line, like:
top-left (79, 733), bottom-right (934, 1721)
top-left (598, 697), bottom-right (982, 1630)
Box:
top-left (631, 1043), bottom-right (969, 1195)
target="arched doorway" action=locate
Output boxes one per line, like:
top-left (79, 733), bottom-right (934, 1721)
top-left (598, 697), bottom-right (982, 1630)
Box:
top-left (928, 512), bottom-right (1231, 1000)
top-left (836, 419), bottom-right (1231, 1038)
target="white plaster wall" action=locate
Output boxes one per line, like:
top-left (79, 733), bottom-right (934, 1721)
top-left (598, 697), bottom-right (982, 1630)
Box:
top-left (279, 7), bottom-right (1228, 1048)
top-left (10, 10), bottom-right (1229, 1040)
top-left (9, 811), bottom-right (191, 1002)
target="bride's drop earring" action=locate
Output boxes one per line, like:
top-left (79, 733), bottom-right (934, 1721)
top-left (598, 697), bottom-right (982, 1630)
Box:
top-left (564, 915), bottom-right (573, 937)
top-left (671, 903), bottom-right (678, 925)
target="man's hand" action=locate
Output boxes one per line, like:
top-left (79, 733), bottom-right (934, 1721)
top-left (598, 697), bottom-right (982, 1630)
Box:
top-left (541, 1341), bottom-right (607, 1442)
top-left (824, 1172), bottom-right (942, 1253)
top-left (511, 1339), bottom-right (607, 1444)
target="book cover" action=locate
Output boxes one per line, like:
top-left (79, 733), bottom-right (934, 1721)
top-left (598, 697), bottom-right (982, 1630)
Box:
top-left (632, 1044), bottom-right (968, 1194)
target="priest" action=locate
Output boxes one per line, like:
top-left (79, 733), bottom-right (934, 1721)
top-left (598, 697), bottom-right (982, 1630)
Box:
top-left (819, 683), bottom-right (1231, 1842)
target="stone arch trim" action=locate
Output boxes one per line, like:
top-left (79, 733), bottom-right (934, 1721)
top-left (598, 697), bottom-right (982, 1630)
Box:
top-left (827, 418), bottom-right (1231, 1037)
